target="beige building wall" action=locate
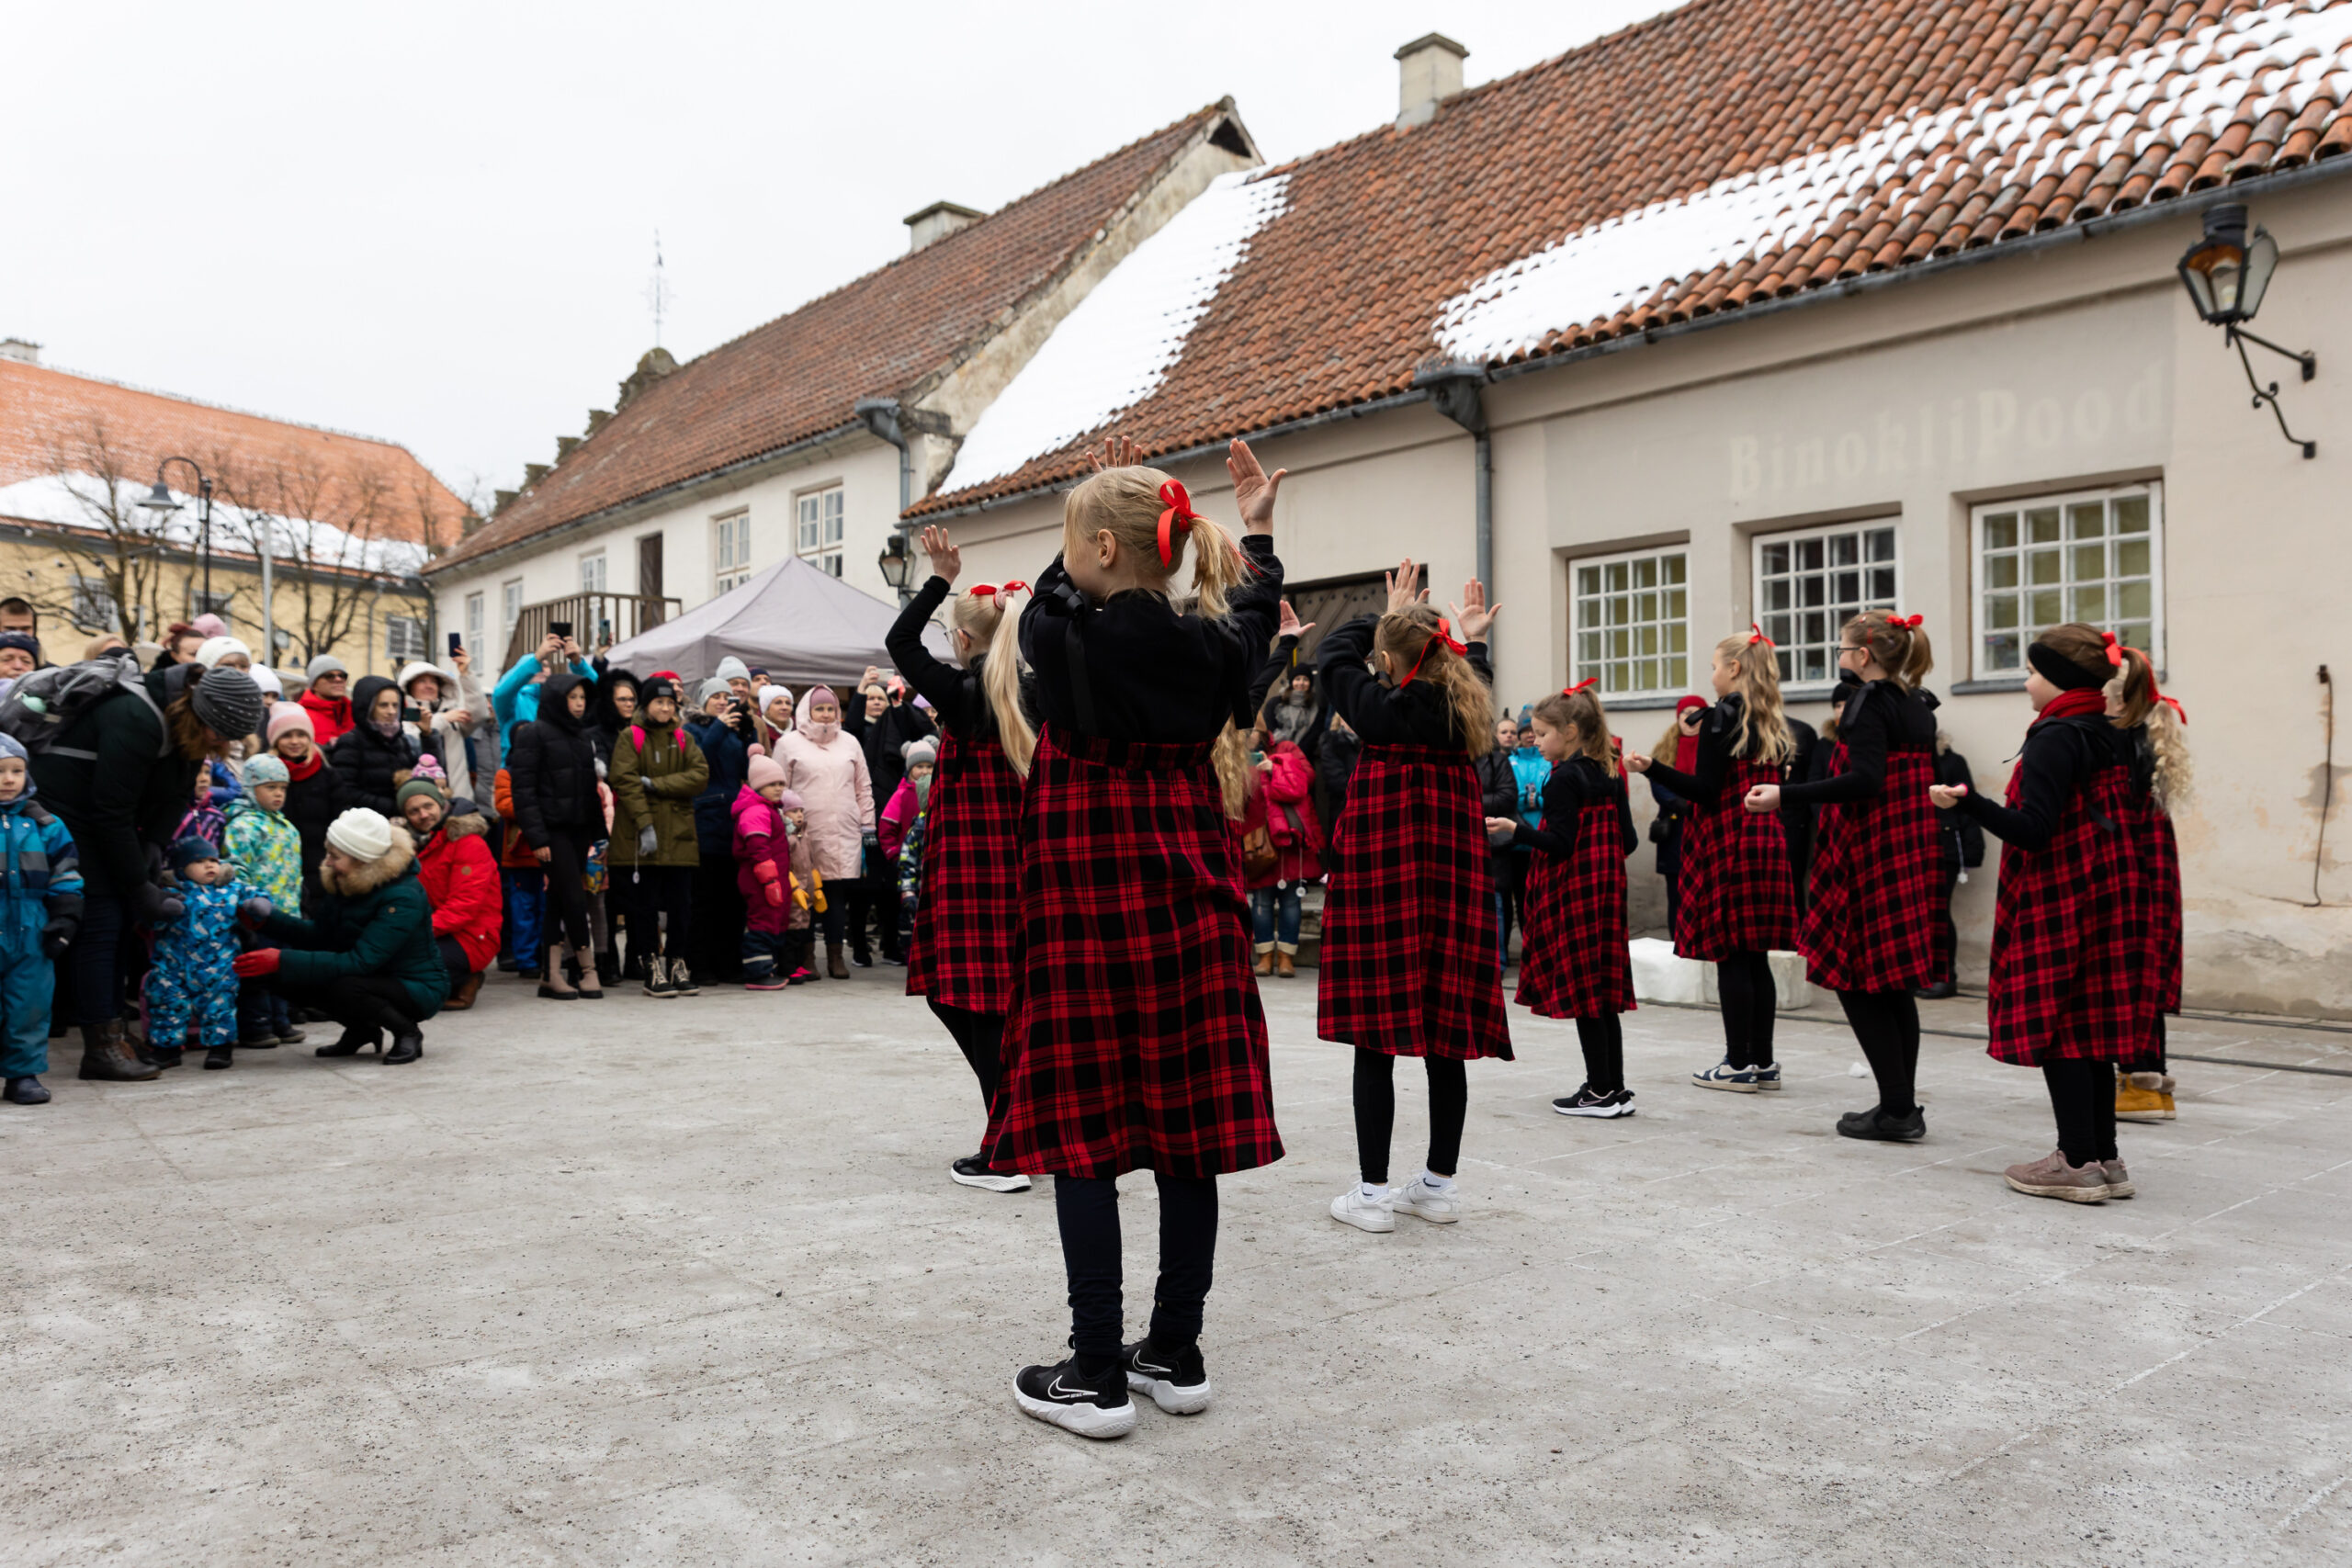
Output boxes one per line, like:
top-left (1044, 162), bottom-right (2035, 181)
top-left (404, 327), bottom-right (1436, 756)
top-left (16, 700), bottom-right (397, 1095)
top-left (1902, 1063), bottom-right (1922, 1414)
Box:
top-left (930, 175), bottom-right (2352, 1015)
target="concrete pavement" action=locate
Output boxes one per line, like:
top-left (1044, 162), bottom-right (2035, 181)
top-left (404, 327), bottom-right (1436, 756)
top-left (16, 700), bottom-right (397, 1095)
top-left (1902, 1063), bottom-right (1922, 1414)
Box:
top-left (3, 965), bottom-right (2347, 1566)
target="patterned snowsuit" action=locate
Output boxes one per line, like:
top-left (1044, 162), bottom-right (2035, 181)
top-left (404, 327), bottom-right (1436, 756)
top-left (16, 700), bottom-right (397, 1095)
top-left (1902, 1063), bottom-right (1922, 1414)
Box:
top-left (147, 878), bottom-right (261, 1049)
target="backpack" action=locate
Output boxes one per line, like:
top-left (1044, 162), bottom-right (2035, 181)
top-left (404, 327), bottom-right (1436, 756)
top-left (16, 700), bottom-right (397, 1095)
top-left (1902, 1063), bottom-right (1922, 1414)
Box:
top-left (0, 652), bottom-right (168, 758)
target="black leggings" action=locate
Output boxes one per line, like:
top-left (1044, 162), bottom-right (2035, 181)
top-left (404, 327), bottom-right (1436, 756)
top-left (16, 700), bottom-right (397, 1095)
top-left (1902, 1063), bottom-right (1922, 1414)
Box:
top-left (1575, 1014), bottom-right (1624, 1095)
top-left (1353, 1049), bottom-right (1467, 1185)
top-left (273, 975), bottom-right (421, 1039)
top-left (1716, 951), bottom-right (1778, 1068)
top-left (627, 863), bottom-right (695, 960)
top-left (927, 999), bottom-right (1002, 1112)
top-left (1056, 1172), bottom-right (1217, 1364)
top-left (435, 935), bottom-right (472, 994)
top-left (70, 890), bottom-right (136, 1027)
top-left (2044, 1059), bottom-right (2119, 1166)
top-left (1838, 988), bottom-right (1920, 1116)
top-left (539, 826), bottom-right (594, 956)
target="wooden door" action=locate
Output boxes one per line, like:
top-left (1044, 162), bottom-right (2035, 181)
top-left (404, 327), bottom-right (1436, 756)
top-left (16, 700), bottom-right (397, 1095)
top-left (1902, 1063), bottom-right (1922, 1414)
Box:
top-left (637, 533), bottom-right (664, 621)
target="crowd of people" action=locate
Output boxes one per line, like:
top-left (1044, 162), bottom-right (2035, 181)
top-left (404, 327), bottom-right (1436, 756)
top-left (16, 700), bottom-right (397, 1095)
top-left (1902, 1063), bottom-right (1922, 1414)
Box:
top-left (0, 446), bottom-right (2190, 1443)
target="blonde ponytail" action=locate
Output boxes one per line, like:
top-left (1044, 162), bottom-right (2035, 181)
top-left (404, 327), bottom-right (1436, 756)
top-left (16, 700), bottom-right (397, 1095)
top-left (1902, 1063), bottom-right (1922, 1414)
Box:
top-left (1713, 630), bottom-right (1794, 765)
top-left (1373, 604), bottom-right (1495, 759)
top-left (1211, 722), bottom-right (1252, 820)
top-left (1061, 466), bottom-right (1257, 620)
top-left (949, 583), bottom-right (1038, 777)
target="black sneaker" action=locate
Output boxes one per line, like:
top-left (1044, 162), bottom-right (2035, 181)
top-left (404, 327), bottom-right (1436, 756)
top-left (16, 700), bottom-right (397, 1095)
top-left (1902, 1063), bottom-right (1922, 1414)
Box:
top-left (1120, 1337), bottom-right (1212, 1415)
top-left (1837, 1106), bottom-right (1927, 1142)
top-left (949, 1155), bottom-right (1031, 1193)
top-left (203, 1045), bottom-right (234, 1070)
top-left (1552, 1084), bottom-right (1636, 1119)
top-left (237, 1033), bottom-right (280, 1049)
top-left (1012, 1354), bottom-right (1135, 1439)
top-left (670, 964), bottom-right (700, 997)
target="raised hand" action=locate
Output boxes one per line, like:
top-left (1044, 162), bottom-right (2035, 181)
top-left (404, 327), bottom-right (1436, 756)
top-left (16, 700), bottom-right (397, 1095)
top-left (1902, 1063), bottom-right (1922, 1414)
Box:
top-left (1086, 434), bottom-right (1143, 472)
top-left (1385, 558), bottom-right (1428, 613)
top-left (1276, 599), bottom-right (1315, 640)
top-left (917, 525), bottom-right (961, 585)
top-left (1449, 580), bottom-right (1499, 641)
top-left (1227, 439), bottom-right (1284, 534)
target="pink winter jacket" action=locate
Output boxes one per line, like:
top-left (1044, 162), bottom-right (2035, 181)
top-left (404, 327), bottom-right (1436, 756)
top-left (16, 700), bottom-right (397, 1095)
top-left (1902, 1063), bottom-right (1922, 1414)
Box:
top-left (778, 693), bottom-right (875, 881)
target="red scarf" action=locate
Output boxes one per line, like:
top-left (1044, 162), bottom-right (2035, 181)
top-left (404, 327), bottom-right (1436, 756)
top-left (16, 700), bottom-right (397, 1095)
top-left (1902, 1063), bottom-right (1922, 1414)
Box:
top-left (279, 749), bottom-right (324, 782)
top-left (2005, 687), bottom-right (2108, 804)
top-left (1673, 696), bottom-right (1705, 773)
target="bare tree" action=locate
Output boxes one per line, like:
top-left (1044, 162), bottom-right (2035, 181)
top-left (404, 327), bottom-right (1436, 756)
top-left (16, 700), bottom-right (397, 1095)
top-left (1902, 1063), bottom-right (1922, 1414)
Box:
top-left (213, 450), bottom-right (425, 667)
top-left (36, 419), bottom-right (177, 640)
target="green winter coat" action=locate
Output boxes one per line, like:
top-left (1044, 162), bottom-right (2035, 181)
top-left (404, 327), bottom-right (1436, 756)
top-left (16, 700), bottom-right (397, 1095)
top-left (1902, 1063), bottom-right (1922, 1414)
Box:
top-left (220, 797), bottom-right (303, 910)
top-left (260, 825), bottom-right (446, 1020)
top-left (609, 721), bottom-right (708, 868)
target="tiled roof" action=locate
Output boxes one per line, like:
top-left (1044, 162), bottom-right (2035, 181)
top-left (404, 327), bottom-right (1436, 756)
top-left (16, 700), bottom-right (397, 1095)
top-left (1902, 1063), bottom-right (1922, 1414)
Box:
top-left (0, 357), bottom-right (463, 551)
top-left (919, 0), bottom-right (2352, 513)
top-left (434, 104), bottom-right (1240, 574)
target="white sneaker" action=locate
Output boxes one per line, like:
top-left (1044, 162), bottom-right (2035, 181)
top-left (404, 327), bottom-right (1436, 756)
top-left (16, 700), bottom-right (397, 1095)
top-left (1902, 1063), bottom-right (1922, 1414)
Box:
top-left (1329, 1185), bottom-right (1395, 1233)
top-left (1389, 1176), bottom-right (1460, 1224)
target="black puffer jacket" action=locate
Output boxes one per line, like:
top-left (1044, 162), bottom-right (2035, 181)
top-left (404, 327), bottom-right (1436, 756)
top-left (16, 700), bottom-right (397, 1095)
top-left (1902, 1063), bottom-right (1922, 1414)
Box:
top-left (28, 660), bottom-right (202, 900)
top-left (328, 675), bottom-right (423, 818)
top-left (506, 669), bottom-right (602, 849)
top-left (282, 754), bottom-right (340, 896)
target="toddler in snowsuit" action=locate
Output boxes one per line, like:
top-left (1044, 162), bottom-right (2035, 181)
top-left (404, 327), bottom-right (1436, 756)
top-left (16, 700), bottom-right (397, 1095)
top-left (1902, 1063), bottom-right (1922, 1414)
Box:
top-left (147, 834), bottom-right (271, 1070)
top-left (0, 732), bottom-right (83, 1106)
top-left (733, 755), bottom-right (821, 989)
top-left (222, 754), bottom-right (306, 1047)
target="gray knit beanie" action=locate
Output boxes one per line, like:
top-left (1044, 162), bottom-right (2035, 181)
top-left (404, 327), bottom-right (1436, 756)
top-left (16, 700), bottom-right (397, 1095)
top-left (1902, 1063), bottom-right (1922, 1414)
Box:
top-left (188, 666), bottom-right (266, 740)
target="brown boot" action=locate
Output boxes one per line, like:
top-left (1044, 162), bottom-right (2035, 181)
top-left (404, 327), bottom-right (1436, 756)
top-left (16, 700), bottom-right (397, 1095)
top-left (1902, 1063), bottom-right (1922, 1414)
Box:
top-left (1276, 951), bottom-right (1296, 979)
top-left (444, 971), bottom-right (484, 1011)
top-left (1254, 949), bottom-right (1274, 977)
top-left (77, 1020), bottom-right (161, 1082)
top-left (827, 940), bottom-right (850, 980)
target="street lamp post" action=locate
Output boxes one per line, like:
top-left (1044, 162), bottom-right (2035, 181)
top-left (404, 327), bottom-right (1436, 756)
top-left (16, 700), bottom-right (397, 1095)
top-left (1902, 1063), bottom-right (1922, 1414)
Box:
top-left (136, 456), bottom-right (278, 666)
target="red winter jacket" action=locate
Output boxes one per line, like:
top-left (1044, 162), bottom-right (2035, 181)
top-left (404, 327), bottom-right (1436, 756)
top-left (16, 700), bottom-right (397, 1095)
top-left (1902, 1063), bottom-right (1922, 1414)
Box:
top-left (300, 686), bottom-right (354, 748)
top-left (1242, 739), bottom-right (1325, 891)
top-left (415, 806), bottom-right (502, 972)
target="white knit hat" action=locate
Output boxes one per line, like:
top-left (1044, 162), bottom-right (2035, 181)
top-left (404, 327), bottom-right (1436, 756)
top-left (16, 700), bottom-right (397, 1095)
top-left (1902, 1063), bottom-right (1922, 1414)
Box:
top-left (325, 807), bottom-right (394, 863)
top-left (395, 660), bottom-right (448, 695)
top-left (714, 656), bottom-right (751, 683)
top-left (196, 636), bottom-right (253, 668)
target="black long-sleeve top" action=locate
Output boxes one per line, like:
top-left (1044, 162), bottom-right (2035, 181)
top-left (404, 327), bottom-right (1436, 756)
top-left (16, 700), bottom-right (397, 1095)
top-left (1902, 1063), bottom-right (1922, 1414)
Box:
top-left (1242, 634), bottom-right (1300, 728)
top-left (886, 574), bottom-right (1041, 743)
top-left (1018, 535), bottom-right (1283, 744)
top-left (1315, 615), bottom-right (1491, 750)
top-left (1957, 714), bottom-right (2131, 852)
top-left (1638, 693), bottom-right (1776, 805)
top-left (1778, 682), bottom-right (1939, 807)
top-left (1510, 755), bottom-right (1635, 862)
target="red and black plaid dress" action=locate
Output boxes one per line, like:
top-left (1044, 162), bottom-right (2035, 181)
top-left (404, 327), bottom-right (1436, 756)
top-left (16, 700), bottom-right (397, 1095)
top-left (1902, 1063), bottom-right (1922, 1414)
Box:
top-left (1985, 734), bottom-right (2156, 1066)
top-left (1798, 745), bottom-right (1940, 992)
top-left (982, 724), bottom-right (1280, 1179)
top-left (1674, 758), bottom-right (1796, 960)
top-left (1318, 743), bottom-right (1513, 1060)
top-left (1516, 770), bottom-right (1635, 1021)
top-left (904, 732), bottom-right (1023, 1015)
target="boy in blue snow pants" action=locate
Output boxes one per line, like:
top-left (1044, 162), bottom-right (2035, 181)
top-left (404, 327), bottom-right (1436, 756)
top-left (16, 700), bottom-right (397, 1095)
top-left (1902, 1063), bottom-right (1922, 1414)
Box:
top-left (146, 834), bottom-right (270, 1071)
top-left (0, 733), bottom-right (83, 1106)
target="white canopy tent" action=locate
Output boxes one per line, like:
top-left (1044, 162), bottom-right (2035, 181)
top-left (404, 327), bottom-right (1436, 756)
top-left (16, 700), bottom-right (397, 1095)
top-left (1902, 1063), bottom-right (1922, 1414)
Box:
top-left (600, 553), bottom-right (950, 692)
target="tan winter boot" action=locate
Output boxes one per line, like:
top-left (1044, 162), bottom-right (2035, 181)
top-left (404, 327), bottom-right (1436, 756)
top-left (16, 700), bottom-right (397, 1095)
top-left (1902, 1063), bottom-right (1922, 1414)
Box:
top-left (1276, 950), bottom-right (1297, 979)
top-left (1254, 948), bottom-right (1274, 977)
top-left (2115, 1069), bottom-right (2177, 1122)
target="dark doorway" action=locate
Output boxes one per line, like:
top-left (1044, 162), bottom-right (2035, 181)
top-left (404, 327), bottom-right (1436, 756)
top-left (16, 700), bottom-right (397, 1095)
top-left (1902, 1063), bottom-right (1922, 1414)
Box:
top-left (1283, 571), bottom-right (1387, 668)
top-left (637, 534), bottom-right (665, 621)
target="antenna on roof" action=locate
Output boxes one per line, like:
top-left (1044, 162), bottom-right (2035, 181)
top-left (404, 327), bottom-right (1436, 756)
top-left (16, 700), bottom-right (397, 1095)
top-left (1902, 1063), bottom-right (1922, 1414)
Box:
top-left (642, 231), bottom-right (676, 348)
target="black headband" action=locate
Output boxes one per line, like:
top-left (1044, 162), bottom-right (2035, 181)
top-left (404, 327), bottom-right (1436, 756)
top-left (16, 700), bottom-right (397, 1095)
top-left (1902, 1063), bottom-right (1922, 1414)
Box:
top-left (2027, 641), bottom-right (2107, 692)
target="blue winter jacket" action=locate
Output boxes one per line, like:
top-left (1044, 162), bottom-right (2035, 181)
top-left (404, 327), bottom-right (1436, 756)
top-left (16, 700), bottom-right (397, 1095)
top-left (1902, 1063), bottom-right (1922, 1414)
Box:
top-left (0, 778), bottom-right (84, 944)
top-left (1510, 744), bottom-right (1551, 836)
top-left (492, 653), bottom-right (594, 750)
top-left (686, 712), bottom-right (753, 856)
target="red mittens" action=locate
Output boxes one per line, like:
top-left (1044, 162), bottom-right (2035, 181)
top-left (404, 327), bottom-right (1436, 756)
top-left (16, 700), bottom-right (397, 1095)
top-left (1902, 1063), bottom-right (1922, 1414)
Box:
top-left (232, 949), bottom-right (281, 977)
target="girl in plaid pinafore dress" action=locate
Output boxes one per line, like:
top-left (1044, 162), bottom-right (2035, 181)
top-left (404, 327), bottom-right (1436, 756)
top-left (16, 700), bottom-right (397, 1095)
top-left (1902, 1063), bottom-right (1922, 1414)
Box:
top-left (1498, 683), bottom-right (1639, 1119)
top-left (1941, 623), bottom-right (2165, 1205)
top-left (1770, 612), bottom-right (1944, 1144)
top-left (987, 439), bottom-right (1284, 1441)
top-left (1317, 571), bottom-right (1511, 1235)
top-left (888, 532), bottom-right (1043, 1196)
top-left (1627, 630), bottom-right (1797, 1092)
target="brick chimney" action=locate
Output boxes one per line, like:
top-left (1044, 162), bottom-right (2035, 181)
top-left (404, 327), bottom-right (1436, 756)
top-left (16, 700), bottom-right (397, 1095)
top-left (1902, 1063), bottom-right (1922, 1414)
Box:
top-left (1395, 33), bottom-right (1468, 129)
top-left (0, 337), bottom-right (41, 366)
top-left (904, 201), bottom-right (985, 253)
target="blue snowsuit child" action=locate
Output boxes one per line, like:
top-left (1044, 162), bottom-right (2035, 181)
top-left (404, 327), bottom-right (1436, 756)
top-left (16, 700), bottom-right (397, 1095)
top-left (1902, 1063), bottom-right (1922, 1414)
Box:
top-left (146, 834), bottom-right (266, 1065)
top-left (0, 731), bottom-right (83, 1104)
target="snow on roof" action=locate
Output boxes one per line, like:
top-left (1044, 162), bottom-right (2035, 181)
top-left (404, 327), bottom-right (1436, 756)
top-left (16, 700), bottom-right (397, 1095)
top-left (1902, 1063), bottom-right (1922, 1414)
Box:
top-left (937, 170), bottom-right (1293, 493)
top-left (1436, 0), bottom-right (2352, 361)
top-left (0, 473), bottom-right (430, 577)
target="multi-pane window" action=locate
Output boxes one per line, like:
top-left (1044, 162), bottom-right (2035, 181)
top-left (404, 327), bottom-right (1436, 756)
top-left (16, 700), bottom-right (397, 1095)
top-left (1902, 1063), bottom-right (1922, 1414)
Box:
top-left (187, 587), bottom-right (233, 625)
top-left (714, 511), bottom-right (753, 594)
top-left (465, 592), bottom-right (483, 646)
top-left (797, 485), bottom-right (844, 578)
top-left (1974, 484), bottom-right (2162, 675)
top-left (386, 615), bottom-right (427, 661)
top-left (1756, 522), bottom-right (1899, 687)
top-left (578, 551), bottom-right (606, 592)
top-left (72, 574), bottom-right (119, 632)
top-left (501, 579), bottom-right (523, 635)
top-left (1571, 549), bottom-right (1688, 698)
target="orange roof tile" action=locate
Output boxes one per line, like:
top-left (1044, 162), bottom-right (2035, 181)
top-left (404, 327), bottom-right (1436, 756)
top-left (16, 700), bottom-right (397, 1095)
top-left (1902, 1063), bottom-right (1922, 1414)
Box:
top-left (919, 0), bottom-right (2352, 514)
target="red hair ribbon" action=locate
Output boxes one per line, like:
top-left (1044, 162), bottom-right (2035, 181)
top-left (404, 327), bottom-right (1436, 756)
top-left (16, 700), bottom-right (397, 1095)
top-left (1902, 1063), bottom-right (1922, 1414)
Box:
top-left (2133, 647), bottom-right (2188, 725)
top-left (1397, 618), bottom-right (1468, 688)
top-left (1891, 614), bottom-right (1924, 629)
top-left (1562, 678), bottom-right (1597, 696)
top-left (969, 580), bottom-right (1027, 600)
top-left (2100, 630), bottom-right (2124, 668)
top-left (1748, 622), bottom-right (1774, 648)
top-left (1156, 480), bottom-right (1200, 568)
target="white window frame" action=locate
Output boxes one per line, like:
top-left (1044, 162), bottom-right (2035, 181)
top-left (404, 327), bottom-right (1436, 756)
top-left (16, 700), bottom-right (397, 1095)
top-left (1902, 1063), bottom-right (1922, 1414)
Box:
top-left (385, 614), bottom-right (427, 662)
top-left (1971, 482), bottom-right (2164, 681)
top-left (465, 592), bottom-right (484, 646)
top-left (796, 483), bottom-right (844, 579)
top-left (713, 509), bottom-right (753, 594)
top-left (71, 573), bottom-right (119, 633)
top-left (501, 578), bottom-right (523, 636)
top-left (1753, 518), bottom-right (1902, 693)
top-left (578, 549), bottom-right (606, 592)
top-left (1569, 547), bottom-right (1690, 700)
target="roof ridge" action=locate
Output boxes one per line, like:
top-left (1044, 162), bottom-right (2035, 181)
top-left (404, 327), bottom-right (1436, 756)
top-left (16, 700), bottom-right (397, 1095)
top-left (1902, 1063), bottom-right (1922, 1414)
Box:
top-left (0, 356), bottom-right (420, 457)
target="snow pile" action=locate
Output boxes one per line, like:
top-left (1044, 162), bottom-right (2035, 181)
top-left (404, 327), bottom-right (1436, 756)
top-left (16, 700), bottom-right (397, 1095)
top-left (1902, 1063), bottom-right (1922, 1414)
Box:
top-left (1437, 0), bottom-right (2352, 360)
top-left (942, 169), bottom-right (1293, 491)
top-left (0, 473), bottom-right (431, 576)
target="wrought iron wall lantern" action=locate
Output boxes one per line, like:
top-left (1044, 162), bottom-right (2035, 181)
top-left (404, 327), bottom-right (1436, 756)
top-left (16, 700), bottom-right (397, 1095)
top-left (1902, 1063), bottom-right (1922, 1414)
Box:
top-left (876, 529), bottom-right (914, 604)
top-left (2178, 203), bottom-right (2317, 458)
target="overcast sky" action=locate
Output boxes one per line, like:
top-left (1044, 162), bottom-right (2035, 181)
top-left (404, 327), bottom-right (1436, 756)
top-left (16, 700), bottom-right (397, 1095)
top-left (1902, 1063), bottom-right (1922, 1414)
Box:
top-left (4, 1), bottom-right (1677, 504)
